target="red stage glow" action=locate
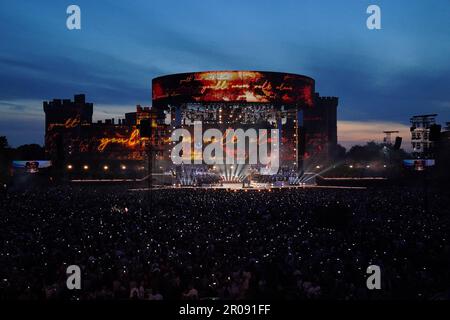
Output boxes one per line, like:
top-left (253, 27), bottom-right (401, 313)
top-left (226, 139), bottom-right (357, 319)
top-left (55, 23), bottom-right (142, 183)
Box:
top-left (152, 71), bottom-right (314, 106)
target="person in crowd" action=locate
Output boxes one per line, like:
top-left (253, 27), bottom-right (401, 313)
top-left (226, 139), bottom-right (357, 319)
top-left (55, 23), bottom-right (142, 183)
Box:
top-left (0, 185), bottom-right (449, 300)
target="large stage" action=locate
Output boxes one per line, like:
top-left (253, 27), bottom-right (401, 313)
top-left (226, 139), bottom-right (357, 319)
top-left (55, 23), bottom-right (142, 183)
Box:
top-left (128, 183), bottom-right (367, 192)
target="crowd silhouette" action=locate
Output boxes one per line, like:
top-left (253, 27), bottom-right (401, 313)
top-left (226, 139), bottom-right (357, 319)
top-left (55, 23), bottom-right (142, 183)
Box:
top-left (0, 185), bottom-right (449, 300)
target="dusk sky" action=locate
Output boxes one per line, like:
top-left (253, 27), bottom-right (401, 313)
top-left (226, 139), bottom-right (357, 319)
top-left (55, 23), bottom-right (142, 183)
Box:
top-left (0, 0), bottom-right (449, 149)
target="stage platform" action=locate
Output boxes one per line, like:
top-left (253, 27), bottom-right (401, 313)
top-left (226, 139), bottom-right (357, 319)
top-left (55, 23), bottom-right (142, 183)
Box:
top-left (128, 183), bottom-right (367, 192)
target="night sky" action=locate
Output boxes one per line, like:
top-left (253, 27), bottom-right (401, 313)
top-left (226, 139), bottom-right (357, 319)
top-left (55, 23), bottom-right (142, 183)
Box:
top-left (0, 0), bottom-right (449, 149)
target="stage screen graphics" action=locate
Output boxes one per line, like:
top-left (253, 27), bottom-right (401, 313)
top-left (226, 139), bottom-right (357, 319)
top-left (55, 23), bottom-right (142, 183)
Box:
top-left (13, 160), bottom-right (52, 173)
top-left (152, 71), bottom-right (315, 107)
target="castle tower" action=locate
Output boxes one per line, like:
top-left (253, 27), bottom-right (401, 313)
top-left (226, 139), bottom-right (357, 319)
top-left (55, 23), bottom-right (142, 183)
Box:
top-left (43, 94), bottom-right (93, 161)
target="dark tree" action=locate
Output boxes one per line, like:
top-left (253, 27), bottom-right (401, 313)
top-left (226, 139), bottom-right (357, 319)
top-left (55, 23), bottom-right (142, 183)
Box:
top-left (331, 144), bottom-right (347, 161)
top-left (0, 136), bottom-right (11, 182)
top-left (346, 141), bottom-right (384, 162)
top-left (0, 136), bottom-right (8, 151)
top-left (14, 144), bottom-right (46, 160)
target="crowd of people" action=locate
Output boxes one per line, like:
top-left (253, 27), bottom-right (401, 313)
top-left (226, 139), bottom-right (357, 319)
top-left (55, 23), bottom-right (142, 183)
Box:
top-left (0, 184), bottom-right (449, 300)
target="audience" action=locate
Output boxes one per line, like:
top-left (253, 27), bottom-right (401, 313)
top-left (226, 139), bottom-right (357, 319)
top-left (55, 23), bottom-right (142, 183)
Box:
top-left (0, 185), bottom-right (449, 300)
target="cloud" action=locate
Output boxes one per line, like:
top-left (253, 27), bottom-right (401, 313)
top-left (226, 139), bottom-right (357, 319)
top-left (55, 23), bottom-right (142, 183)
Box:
top-left (338, 120), bottom-right (411, 151)
top-left (0, 101), bottom-right (28, 111)
top-left (0, 49), bottom-right (161, 105)
top-left (1, 0), bottom-right (449, 147)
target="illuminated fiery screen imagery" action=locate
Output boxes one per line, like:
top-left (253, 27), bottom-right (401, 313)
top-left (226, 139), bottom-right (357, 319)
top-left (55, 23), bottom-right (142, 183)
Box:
top-left (150, 71), bottom-right (319, 173)
top-left (152, 71), bottom-right (315, 106)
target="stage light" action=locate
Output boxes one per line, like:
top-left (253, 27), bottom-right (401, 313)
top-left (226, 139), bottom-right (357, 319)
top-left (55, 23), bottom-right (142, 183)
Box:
top-left (316, 165), bottom-right (321, 169)
top-left (103, 165), bottom-right (109, 171)
top-left (121, 165), bottom-right (127, 170)
top-left (383, 165), bottom-right (387, 168)
top-left (366, 165), bottom-right (371, 168)
top-left (83, 165), bottom-right (89, 170)
top-left (349, 165), bottom-right (353, 168)
top-left (67, 164), bottom-right (73, 170)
